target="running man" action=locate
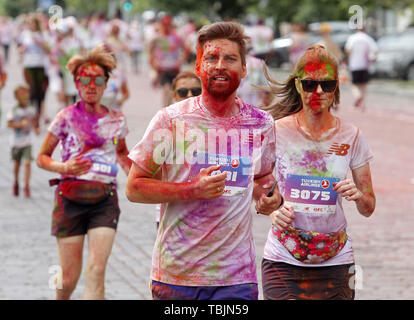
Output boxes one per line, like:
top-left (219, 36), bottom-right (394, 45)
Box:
top-left (126, 21), bottom-right (283, 300)
top-left (345, 26), bottom-right (378, 109)
top-left (148, 14), bottom-right (188, 107)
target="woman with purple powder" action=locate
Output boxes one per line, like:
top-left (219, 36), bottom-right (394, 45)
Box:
top-left (261, 45), bottom-right (376, 300)
top-left (36, 44), bottom-right (131, 300)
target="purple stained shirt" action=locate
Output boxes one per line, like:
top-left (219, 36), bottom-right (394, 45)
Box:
top-left (48, 102), bottom-right (128, 184)
top-left (128, 96), bottom-right (276, 286)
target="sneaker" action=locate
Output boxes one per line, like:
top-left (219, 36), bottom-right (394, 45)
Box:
top-left (13, 183), bottom-right (19, 197)
top-left (24, 186), bottom-right (31, 198)
top-left (354, 97), bottom-right (363, 108)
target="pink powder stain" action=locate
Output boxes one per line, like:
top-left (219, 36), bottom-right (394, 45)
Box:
top-left (69, 102), bottom-right (106, 156)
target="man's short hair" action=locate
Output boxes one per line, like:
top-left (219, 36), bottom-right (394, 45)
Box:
top-left (196, 21), bottom-right (250, 66)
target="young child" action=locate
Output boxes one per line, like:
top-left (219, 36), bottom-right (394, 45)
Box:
top-left (7, 85), bottom-right (39, 197)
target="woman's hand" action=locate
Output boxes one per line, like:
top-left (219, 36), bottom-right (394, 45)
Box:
top-left (333, 179), bottom-right (363, 201)
top-left (62, 156), bottom-right (92, 176)
top-left (270, 204), bottom-right (296, 232)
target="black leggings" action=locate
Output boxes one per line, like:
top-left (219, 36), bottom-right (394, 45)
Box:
top-left (261, 259), bottom-right (355, 300)
top-left (24, 67), bottom-right (48, 115)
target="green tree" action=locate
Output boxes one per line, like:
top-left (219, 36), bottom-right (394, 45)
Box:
top-left (64, 0), bottom-right (109, 16)
top-left (4, 0), bottom-right (36, 17)
top-left (149, 0), bottom-right (260, 20)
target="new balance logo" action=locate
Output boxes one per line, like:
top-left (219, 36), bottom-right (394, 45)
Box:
top-left (327, 143), bottom-right (350, 156)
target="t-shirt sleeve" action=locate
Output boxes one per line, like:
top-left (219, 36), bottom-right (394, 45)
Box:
top-left (344, 36), bottom-right (354, 52)
top-left (48, 109), bottom-right (67, 140)
top-left (128, 109), bottom-right (173, 175)
top-left (118, 113), bottom-right (129, 139)
top-left (6, 108), bottom-right (15, 122)
top-left (255, 115), bottom-right (276, 176)
top-left (350, 129), bottom-right (373, 170)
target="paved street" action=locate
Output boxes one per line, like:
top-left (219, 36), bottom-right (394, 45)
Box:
top-left (0, 44), bottom-right (413, 300)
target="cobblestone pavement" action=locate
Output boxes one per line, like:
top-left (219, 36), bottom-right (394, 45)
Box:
top-left (0, 45), bottom-right (413, 300)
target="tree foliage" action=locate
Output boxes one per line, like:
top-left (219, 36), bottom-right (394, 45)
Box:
top-left (1, 0), bottom-right (413, 25)
top-left (260, 0), bottom-right (414, 24)
top-left (4, 0), bottom-right (35, 17)
top-left (150, 0), bottom-right (261, 20)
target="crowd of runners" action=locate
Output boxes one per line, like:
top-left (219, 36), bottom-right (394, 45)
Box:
top-left (0, 12), bottom-right (376, 300)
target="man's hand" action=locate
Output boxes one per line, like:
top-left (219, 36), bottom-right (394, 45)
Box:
top-left (255, 184), bottom-right (283, 215)
top-left (254, 174), bottom-right (283, 215)
top-left (191, 165), bottom-right (227, 200)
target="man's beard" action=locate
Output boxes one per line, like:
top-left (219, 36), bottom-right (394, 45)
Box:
top-left (204, 73), bottom-right (240, 100)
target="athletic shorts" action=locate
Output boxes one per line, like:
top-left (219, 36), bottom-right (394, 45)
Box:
top-left (159, 70), bottom-right (180, 86)
top-left (51, 184), bottom-right (120, 238)
top-left (351, 70), bottom-right (369, 84)
top-left (11, 145), bottom-right (32, 162)
top-left (261, 259), bottom-right (355, 300)
top-left (151, 280), bottom-right (258, 300)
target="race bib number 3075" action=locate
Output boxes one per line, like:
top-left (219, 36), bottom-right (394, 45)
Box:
top-left (285, 174), bottom-right (340, 215)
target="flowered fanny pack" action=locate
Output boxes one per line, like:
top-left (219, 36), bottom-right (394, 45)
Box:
top-left (272, 225), bottom-right (348, 264)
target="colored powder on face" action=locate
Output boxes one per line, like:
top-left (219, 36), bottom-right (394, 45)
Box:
top-left (297, 47), bottom-right (337, 79)
top-left (303, 61), bottom-right (326, 74)
top-left (324, 64), bottom-right (336, 79)
top-left (309, 92), bottom-right (323, 111)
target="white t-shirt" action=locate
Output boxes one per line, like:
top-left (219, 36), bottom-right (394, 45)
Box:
top-left (0, 22), bottom-right (12, 45)
top-left (237, 55), bottom-right (267, 106)
top-left (248, 24), bottom-right (273, 55)
top-left (128, 96), bottom-right (276, 286)
top-left (345, 31), bottom-right (378, 71)
top-left (263, 114), bottom-right (373, 267)
top-left (101, 68), bottom-right (126, 110)
top-left (58, 36), bottom-right (82, 96)
top-left (7, 105), bottom-right (37, 148)
top-left (48, 102), bottom-right (128, 184)
top-left (128, 26), bottom-right (143, 51)
top-left (21, 30), bottom-right (47, 68)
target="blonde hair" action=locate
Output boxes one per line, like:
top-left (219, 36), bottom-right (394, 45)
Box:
top-left (14, 84), bottom-right (30, 98)
top-left (262, 45), bottom-right (340, 120)
top-left (66, 44), bottom-right (117, 80)
top-left (172, 71), bottom-right (201, 91)
top-left (26, 13), bottom-right (43, 32)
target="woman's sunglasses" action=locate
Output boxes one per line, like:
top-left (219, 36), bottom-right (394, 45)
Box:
top-left (300, 79), bottom-right (338, 93)
top-left (77, 76), bottom-right (107, 86)
top-left (176, 87), bottom-right (202, 98)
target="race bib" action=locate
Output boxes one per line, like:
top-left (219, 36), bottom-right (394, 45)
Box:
top-left (284, 174), bottom-right (340, 215)
top-left (90, 161), bottom-right (118, 177)
top-left (188, 152), bottom-right (251, 197)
